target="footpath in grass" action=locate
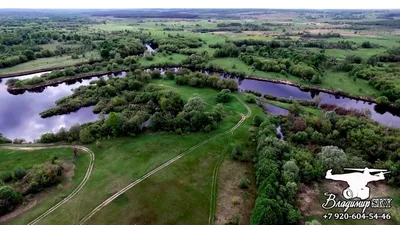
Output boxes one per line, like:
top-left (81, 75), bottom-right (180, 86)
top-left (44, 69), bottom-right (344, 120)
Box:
top-left (84, 99), bottom-right (263, 225)
top-left (8, 84), bottom-right (247, 225)
top-left (0, 147), bottom-right (89, 225)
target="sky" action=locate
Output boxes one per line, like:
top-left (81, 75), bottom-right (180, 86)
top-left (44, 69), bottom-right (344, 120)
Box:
top-left (1, 0), bottom-right (400, 9)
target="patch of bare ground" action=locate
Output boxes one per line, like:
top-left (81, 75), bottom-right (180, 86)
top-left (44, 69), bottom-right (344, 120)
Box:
top-left (0, 161), bottom-right (75, 223)
top-left (215, 159), bottom-right (256, 225)
top-left (297, 182), bottom-right (323, 216)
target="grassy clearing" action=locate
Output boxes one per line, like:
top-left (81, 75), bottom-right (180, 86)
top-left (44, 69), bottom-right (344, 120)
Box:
top-left (320, 72), bottom-right (380, 97)
top-left (6, 83), bottom-right (250, 225)
top-left (261, 99), bottom-right (321, 116)
top-left (138, 53), bottom-right (188, 66)
top-left (0, 51), bottom-right (100, 74)
top-left (209, 57), bottom-right (302, 81)
top-left (0, 147), bottom-right (89, 224)
top-left (0, 147), bottom-right (73, 171)
top-left (84, 96), bottom-right (264, 225)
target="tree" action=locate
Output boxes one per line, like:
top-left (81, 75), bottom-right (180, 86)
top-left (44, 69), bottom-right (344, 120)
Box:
top-left (319, 146), bottom-right (347, 173)
top-left (159, 91), bottom-right (184, 115)
top-left (283, 161), bottom-right (300, 181)
top-left (251, 198), bottom-right (283, 225)
top-left (253, 115), bottom-right (264, 126)
top-left (184, 94), bottom-right (206, 113)
top-left (105, 112), bottom-right (124, 137)
top-left (376, 96), bottom-right (390, 105)
top-left (79, 128), bottom-right (94, 144)
top-left (216, 89), bottom-right (231, 103)
top-left (289, 101), bottom-right (302, 115)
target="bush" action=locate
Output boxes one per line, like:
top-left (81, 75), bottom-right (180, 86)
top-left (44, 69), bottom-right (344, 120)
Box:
top-left (0, 171), bottom-right (13, 182)
top-left (253, 115), bottom-right (264, 126)
top-left (232, 197), bottom-right (239, 205)
top-left (13, 167), bottom-right (26, 180)
top-left (239, 177), bottom-right (249, 189)
top-left (0, 186), bottom-right (20, 215)
top-left (376, 96), bottom-right (390, 105)
top-left (245, 94), bottom-right (256, 103)
top-left (231, 144), bottom-right (243, 160)
top-left (216, 89), bottom-right (231, 103)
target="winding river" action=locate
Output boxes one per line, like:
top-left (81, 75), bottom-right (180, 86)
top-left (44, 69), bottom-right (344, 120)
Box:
top-left (1, 70), bottom-right (400, 141)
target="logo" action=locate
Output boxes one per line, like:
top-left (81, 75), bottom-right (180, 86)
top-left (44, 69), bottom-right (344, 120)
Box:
top-left (325, 167), bottom-right (389, 200)
top-left (321, 168), bottom-right (393, 221)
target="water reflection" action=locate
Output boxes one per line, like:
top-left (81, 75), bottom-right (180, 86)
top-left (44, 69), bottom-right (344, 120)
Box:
top-left (0, 72), bottom-right (115, 141)
top-left (2, 69), bottom-right (400, 142)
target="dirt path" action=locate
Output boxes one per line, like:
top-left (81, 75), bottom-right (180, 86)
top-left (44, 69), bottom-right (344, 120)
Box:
top-left (0, 145), bottom-right (95, 225)
top-left (77, 96), bottom-right (252, 225)
top-left (208, 96), bottom-right (252, 225)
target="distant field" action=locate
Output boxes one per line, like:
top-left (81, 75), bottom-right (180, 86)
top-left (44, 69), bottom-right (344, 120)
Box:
top-left (0, 51), bottom-right (100, 74)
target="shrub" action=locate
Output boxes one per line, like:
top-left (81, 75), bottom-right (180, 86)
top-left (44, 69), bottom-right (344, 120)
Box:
top-left (175, 128), bottom-right (183, 135)
top-left (232, 197), bottom-right (239, 205)
top-left (239, 177), bottom-right (249, 189)
top-left (231, 144), bottom-right (243, 160)
top-left (0, 186), bottom-right (20, 215)
top-left (245, 94), bottom-right (256, 103)
top-left (13, 167), bottom-right (26, 180)
top-left (232, 215), bottom-right (241, 225)
top-left (216, 89), bottom-right (231, 103)
top-left (0, 171), bottom-right (13, 182)
top-left (253, 115), bottom-right (264, 126)
top-left (376, 96), bottom-right (390, 105)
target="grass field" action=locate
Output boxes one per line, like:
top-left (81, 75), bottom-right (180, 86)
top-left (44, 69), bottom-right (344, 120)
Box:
top-left (0, 51), bottom-right (100, 74)
top-left (4, 81), bottom-right (256, 225)
top-left (83, 93), bottom-right (264, 225)
top-left (0, 147), bottom-right (89, 224)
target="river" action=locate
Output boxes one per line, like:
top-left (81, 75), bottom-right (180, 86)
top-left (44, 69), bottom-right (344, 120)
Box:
top-left (0, 73), bottom-right (102, 141)
top-left (1, 70), bottom-right (400, 141)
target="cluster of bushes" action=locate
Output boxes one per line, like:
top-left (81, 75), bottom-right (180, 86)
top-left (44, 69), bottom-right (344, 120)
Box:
top-left (174, 71), bottom-right (238, 91)
top-left (301, 32), bottom-right (341, 38)
top-left (0, 167), bottom-right (27, 183)
top-left (280, 111), bottom-right (400, 185)
top-left (38, 70), bottom-right (227, 144)
top-left (0, 160), bottom-right (63, 215)
top-left (252, 116), bottom-right (308, 225)
top-left (349, 65), bottom-right (400, 102)
top-left (303, 40), bottom-right (358, 50)
top-left (154, 35), bottom-right (203, 54)
top-left (39, 70), bottom-right (151, 118)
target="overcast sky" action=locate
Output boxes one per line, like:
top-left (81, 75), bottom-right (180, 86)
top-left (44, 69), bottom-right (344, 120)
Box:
top-left (1, 0), bottom-right (399, 9)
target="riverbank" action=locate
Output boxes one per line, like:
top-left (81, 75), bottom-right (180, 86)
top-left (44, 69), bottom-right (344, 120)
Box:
top-left (0, 60), bottom-right (103, 79)
top-left (7, 66), bottom-right (395, 107)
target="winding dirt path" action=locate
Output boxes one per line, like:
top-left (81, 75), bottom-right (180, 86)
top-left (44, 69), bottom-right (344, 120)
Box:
top-left (77, 96), bottom-right (252, 225)
top-left (0, 145), bottom-right (95, 225)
